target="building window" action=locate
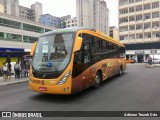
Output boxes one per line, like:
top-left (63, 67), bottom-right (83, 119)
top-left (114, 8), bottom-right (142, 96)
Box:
top-left (136, 34), bottom-right (143, 39)
top-left (152, 2), bottom-right (159, 9)
top-left (129, 7), bottom-right (135, 13)
top-left (23, 36), bottom-right (38, 43)
top-left (119, 8), bottom-right (128, 14)
top-left (119, 17), bottom-right (128, 24)
top-left (144, 33), bottom-right (151, 38)
top-left (144, 23), bottom-right (151, 29)
top-left (129, 0), bottom-right (134, 4)
top-left (152, 12), bottom-right (159, 18)
top-left (136, 14), bottom-right (142, 21)
top-left (129, 34), bottom-right (135, 39)
top-left (129, 25), bottom-right (135, 30)
top-left (152, 22), bottom-right (160, 29)
top-left (136, 0), bottom-right (142, 2)
top-left (144, 4), bottom-right (151, 10)
top-left (120, 35), bottom-right (128, 40)
top-left (129, 16), bottom-right (135, 21)
top-left (144, 13), bottom-right (151, 20)
top-left (0, 18), bottom-right (21, 29)
top-left (120, 26), bottom-right (128, 32)
top-left (0, 32), bottom-right (22, 42)
top-left (136, 24), bottom-right (143, 30)
top-left (136, 5), bottom-right (142, 11)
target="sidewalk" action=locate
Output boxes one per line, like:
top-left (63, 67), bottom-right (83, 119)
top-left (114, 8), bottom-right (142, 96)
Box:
top-left (0, 76), bottom-right (28, 87)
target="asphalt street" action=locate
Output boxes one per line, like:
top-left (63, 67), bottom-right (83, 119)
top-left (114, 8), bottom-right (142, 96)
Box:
top-left (0, 64), bottom-right (160, 119)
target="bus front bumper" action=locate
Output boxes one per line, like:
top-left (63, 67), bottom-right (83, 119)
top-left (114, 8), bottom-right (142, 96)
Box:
top-left (29, 82), bottom-right (71, 95)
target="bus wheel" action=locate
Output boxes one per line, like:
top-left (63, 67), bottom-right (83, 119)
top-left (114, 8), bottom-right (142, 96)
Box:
top-left (94, 72), bottom-right (101, 88)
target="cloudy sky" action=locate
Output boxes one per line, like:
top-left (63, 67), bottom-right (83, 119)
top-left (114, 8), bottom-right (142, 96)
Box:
top-left (19, 0), bottom-right (118, 27)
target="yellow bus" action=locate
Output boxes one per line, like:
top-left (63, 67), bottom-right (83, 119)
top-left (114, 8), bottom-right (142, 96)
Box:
top-left (29, 28), bottom-right (126, 94)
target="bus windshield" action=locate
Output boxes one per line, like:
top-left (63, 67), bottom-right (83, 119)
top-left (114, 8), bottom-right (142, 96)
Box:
top-left (32, 33), bottom-right (75, 73)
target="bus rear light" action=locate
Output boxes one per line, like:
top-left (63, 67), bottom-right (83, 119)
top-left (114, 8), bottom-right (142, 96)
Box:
top-left (57, 71), bottom-right (71, 85)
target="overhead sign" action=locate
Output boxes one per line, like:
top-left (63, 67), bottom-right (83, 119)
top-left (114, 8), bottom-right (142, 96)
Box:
top-left (135, 51), bottom-right (145, 54)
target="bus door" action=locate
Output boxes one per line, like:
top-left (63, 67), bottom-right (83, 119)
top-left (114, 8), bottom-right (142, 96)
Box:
top-left (82, 42), bottom-right (93, 89)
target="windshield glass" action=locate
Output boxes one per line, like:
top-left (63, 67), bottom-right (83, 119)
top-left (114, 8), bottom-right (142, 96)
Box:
top-left (32, 33), bottom-right (75, 73)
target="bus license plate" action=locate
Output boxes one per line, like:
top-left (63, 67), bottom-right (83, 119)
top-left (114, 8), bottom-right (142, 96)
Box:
top-left (39, 87), bottom-right (47, 91)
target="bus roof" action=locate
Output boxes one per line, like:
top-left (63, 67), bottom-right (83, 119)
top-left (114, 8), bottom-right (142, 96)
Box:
top-left (42, 27), bottom-right (124, 47)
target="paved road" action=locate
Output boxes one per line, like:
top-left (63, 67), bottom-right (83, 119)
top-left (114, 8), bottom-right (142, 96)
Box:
top-left (0, 64), bottom-right (160, 119)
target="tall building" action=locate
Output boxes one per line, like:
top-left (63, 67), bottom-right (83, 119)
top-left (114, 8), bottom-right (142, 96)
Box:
top-left (109, 26), bottom-right (119, 41)
top-left (0, 0), bottom-right (42, 22)
top-left (19, 2), bottom-right (42, 22)
top-left (40, 14), bottom-right (61, 28)
top-left (119, 0), bottom-right (160, 62)
top-left (0, 0), bottom-right (19, 17)
top-left (31, 2), bottom-right (42, 22)
top-left (76, 0), bottom-right (109, 34)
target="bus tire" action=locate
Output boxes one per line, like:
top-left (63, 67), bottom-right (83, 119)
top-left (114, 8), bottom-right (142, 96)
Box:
top-left (93, 72), bottom-right (102, 88)
top-left (118, 66), bottom-right (123, 76)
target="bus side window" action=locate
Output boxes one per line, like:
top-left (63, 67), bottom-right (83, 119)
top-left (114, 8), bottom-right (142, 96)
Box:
top-left (74, 51), bottom-right (82, 64)
top-left (83, 43), bottom-right (91, 64)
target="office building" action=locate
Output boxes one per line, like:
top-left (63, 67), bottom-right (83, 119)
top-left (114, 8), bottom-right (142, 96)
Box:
top-left (65, 17), bottom-right (77, 28)
top-left (40, 14), bottom-right (61, 28)
top-left (0, 0), bottom-right (19, 17)
top-left (119, 0), bottom-right (160, 62)
top-left (0, 12), bottom-right (56, 52)
top-left (61, 15), bottom-right (71, 28)
top-left (76, 0), bottom-right (109, 34)
top-left (109, 26), bottom-right (119, 41)
top-left (0, 0), bottom-right (42, 22)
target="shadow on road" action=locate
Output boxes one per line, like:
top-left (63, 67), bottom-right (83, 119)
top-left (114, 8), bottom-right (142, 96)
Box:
top-left (30, 72), bottom-right (127, 103)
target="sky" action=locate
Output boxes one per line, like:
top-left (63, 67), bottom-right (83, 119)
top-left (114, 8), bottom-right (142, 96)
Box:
top-left (19, 0), bottom-right (118, 27)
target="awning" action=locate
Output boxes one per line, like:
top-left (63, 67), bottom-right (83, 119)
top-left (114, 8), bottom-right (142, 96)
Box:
top-left (0, 47), bottom-right (25, 57)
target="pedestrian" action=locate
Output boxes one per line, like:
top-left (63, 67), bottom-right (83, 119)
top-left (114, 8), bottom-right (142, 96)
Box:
top-left (2, 63), bottom-right (8, 80)
top-left (7, 62), bottom-right (12, 79)
top-left (20, 61), bottom-right (25, 78)
top-left (14, 62), bottom-right (21, 79)
top-left (148, 57), bottom-right (152, 65)
top-left (25, 62), bottom-right (30, 77)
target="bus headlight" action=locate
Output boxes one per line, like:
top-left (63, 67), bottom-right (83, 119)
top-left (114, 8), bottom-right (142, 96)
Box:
top-left (57, 71), bottom-right (70, 85)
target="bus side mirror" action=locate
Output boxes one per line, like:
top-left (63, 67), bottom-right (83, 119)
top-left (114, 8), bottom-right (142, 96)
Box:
top-left (74, 37), bottom-right (82, 52)
top-left (30, 42), bottom-right (37, 56)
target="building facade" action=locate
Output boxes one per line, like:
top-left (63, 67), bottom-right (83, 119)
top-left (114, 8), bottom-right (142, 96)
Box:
top-left (40, 14), bottom-right (61, 28)
top-left (31, 2), bottom-right (42, 22)
top-left (0, 0), bottom-right (19, 17)
top-left (0, 0), bottom-right (42, 22)
top-left (76, 0), bottom-right (109, 34)
top-left (65, 17), bottom-right (77, 28)
top-left (119, 0), bottom-right (160, 62)
top-left (109, 26), bottom-right (119, 41)
top-left (61, 15), bottom-right (71, 28)
top-left (0, 12), bottom-right (56, 52)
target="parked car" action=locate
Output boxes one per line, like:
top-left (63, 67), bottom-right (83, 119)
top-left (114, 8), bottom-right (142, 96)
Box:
top-left (130, 59), bottom-right (136, 63)
top-left (126, 59), bottom-right (135, 64)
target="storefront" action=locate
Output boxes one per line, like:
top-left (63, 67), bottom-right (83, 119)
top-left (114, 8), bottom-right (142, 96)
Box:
top-left (0, 47), bottom-right (25, 67)
top-left (125, 42), bottom-right (160, 63)
top-left (126, 49), bottom-right (160, 63)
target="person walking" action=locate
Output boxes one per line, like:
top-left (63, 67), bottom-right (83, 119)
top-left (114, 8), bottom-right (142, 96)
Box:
top-left (148, 56), bottom-right (152, 65)
top-left (7, 62), bottom-right (12, 79)
top-left (14, 62), bottom-right (20, 79)
top-left (2, 63), bottom-right (8, 80)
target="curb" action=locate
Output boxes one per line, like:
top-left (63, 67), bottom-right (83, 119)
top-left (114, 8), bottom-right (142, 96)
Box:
top-left (0, 79), bottom-right (28, 87)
